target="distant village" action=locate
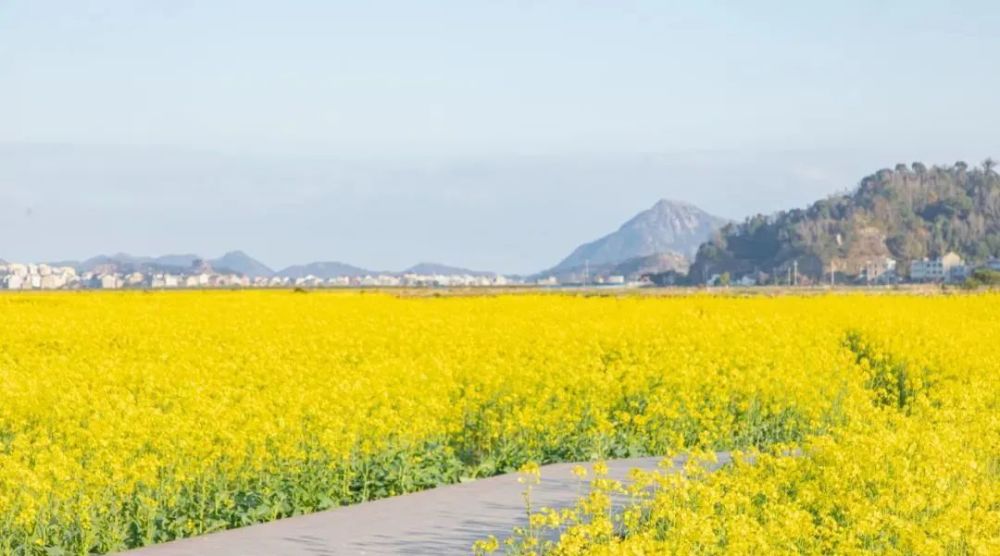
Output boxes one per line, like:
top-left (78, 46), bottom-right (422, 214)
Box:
top-left (2, 251), bottom-right (999, 291)
top-left (0, 262), bottom-right (534, 290)
top-left (701, 252), bottom-right (1000, 287)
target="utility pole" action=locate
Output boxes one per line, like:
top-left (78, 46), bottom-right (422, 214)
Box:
top-left (830, 260), bottom-right (835, 287)
top-left (792, 260), bottom-right (798, 286)
top-left (583, 259), bottom-right (589, 286)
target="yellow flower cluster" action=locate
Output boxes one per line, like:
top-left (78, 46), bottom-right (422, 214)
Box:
top-left (496, 294), bottom-right (1000, 555)
top-left (1, 291), bottom-right (997, 553)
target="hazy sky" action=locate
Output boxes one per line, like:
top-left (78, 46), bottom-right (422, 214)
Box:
top-left (2, 1), bottom-right (999, 272)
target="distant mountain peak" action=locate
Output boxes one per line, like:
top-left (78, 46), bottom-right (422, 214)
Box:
top-left (545, 199), bottom-right (728, 277)
top-left (277, 261), bottom-right (371, 279)
top-left (209, 251), bottom-right (273, 278)
top-left (652, 198), bottom-right (696, 210)
top-left (621, 199), bottom-right (723, 231)
top-left (403, 262), bottom-right (495, 277)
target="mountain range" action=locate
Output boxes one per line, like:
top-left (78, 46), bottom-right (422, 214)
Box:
top-left (42, 251), bottom-right (503, 279)
top-left (9, 159), bottom-right (1000, 283)
top-left (24, 200), bottom-right (729, 282)
top-left (48, 251), bottom-right (267, 277)
top-left (28, 160), bottom-right (995, 286)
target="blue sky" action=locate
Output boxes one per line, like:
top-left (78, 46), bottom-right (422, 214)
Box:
top-left (2, 1), bottom-right (999, 272)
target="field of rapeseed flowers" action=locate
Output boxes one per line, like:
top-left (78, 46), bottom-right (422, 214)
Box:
top-left (0, 291), bottom-right (997, 554)
top-left (489, 294), bottom-right (1000, 555)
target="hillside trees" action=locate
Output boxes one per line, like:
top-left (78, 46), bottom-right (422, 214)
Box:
top-left (691, 162), bottom-right (1000, 282)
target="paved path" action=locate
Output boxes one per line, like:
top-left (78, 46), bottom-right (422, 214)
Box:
top-left (124, 453), bottom-right (733, 556)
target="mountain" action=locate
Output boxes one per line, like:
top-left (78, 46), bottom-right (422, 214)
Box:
top-left (278, 261), bottom-right (372, 279)
top-left (690, 161), bottom-right (1000, 283)
top-left (402, 262), bottom-right (496, 277)
top-left (540, 199), bottom-right (727, 279)
top-left (208, 251), bottom-right (274, 278)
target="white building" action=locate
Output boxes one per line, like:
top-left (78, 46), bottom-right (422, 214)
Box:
top-left (860, 258), bottom-right (897, 283)
top-left (125, 272), bottom-right (146, 287)
top-left (40, 274), bottom-right (65, 290)
top-left (7, 263), bottom-right (27, 277)
top-left (100, 274), bottom-right (121, 289)
top-left (910, 252), bottom-right (963, 282)
top-left (4, 274), bottom-right (24, 290)
top-left (294, 275), bottom-right (327, 288)
top-left (151, 274), bottom-right (181, 288)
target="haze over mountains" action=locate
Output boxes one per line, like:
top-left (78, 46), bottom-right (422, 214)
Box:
top-left (22, 160), bottom-right (1000, 285)
top-left (39, 199), bottom-right (728, 281)
top-left (278, 261), bottom-right (371, 280)
top-left (5, 142), bottom-right (918, 274)
top-left (46, 251), bottom-right (503, 280)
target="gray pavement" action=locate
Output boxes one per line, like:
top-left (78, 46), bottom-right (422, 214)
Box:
top-left (124, 453), bottom-right (733, 556)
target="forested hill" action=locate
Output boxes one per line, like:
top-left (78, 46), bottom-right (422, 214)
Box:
top-left (690, 161), bottom-right (1000, 283)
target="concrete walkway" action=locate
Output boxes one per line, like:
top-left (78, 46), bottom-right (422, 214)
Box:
top-left (124, 453), bottom-right (733, 556)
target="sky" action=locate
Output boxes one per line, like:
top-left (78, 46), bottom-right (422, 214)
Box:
top-left (2, 1), bottom-right (999, 273)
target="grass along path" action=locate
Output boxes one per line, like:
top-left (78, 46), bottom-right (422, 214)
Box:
top-left (122, 454), bottom-right (734, 555)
